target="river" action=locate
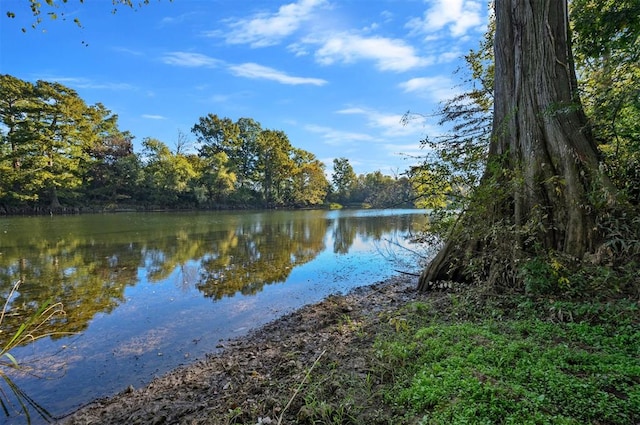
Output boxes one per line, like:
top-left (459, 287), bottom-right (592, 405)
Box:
top-left (0, 209), bottom-right (429, 423)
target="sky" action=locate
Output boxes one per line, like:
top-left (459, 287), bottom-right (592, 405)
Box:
top-left (0, 0), bottom-right (489, 176)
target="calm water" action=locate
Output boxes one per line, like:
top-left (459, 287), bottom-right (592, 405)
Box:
top-left (0, 209), bottom-right (429, 423)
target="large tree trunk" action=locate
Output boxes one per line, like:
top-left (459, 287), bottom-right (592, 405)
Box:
top-left (418, 0), bottom-right (613, 291)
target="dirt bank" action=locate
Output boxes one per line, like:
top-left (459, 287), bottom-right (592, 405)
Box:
top-left (61, 275), bottom-right (428, 424)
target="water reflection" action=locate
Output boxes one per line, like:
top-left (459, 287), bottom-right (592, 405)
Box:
top-left (0, 209), bottom-right (427, 422)
top-left (197, 212), bottom-right (329, 299)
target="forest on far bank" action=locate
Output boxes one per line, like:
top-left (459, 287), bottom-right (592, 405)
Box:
top-left (0, 74), bottom-right (418, 214)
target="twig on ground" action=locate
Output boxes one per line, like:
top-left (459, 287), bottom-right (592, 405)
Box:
top-left (277, 349), bottom-right (326, 425)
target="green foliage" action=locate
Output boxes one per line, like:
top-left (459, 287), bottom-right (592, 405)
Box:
top-left (0, 76), bottom-right (91, 206)
top-left (0, 280), bottom-right (70, 422)
top-left (331, 158), bottom-right (357, 203)
top-left (0, 75), bottom-right (409, 212)
top-left (6, 0), bottom-right (171, 33)
top-left (288, 149), bottom-right (328, 207)
top-left (522, 255), bottom-right (640, 299)
top-left (571, 0), bottom-right (640, 205)
top-left (376, 298), bottom-right (640, 425)
top-left (520, 255), bottom-right (571, 295)
top-left (192, 114), bottom-right (329, 208)
top-left (331, 162), bottom-right (414, 208)
top-left (407, 19), bottom-right (493, 234)
top-left (141, 137), bottom-right (198, 207)
top-left (519, 202), bottom-right (640, 297)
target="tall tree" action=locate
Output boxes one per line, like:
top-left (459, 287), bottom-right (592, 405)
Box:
top-left (35, 80), bottom-right (94, 207)
top-left (288, 149), bottom-right (328, 207)
top-left (234, 117), bottom-right (262, 189)
top-left (419, 0), bottom-right (616, 290)
top-left (0, 74), bottom-right (35, 204)
top-left (84, 127), bottom-right (139, 203)
top-left (1, 75), bottom-right (134, 209)
top-left (255, 129), bottom-right (294, 206)
top-left (141, 138), bottom-right (197, 206)
top-left (191, 151), bottom-right (236, 206)
top-left (332, 157), bottom-right (357, 203)
top-left (192, 114), bottom-right (240, 159)
top-left (0, 77), bottom-right (98, 207)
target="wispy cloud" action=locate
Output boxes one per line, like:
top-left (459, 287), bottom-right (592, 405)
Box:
top-left (398, 75), bottom-right (460, 102)
top-left (313, 33), bottom-right (429, 72)
top-left (229, 63), bottom-right (327, 86)
top-left (141, 114), bottom-right (167, 120)
top-left (305, 124), bottom-right (376, 145)
top-left (407, 0), bottom-right (485, 38)
top-left (337, 107), bottom-right (425, 137)
top-left (112, 46), bottom-right (144, 56)
top-left (44, 76), bottom-right (136, 91)
top-left (159, 12), bottom-right (198, 26)
top-left (161, 51), bottom-right (326, 86)
top-left (161, 52), bottom-right (223, 68)
top-left (219, 0), bottom-right (327, 47)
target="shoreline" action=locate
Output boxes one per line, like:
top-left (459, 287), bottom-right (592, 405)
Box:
top-left (60, 275), bottom-right (425, 424)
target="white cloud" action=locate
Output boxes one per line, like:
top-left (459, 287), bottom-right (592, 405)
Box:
top-left (305, 124), bottom-right (376, 145)
top-left (229, 63), bottom-right (328, 86)
top-left (221, 0), bottom-right (327, 47)
top-left (287, 42), bottom-right (310, 57)
top-left (337, 107), bottom-right (425, 137)
top-left (380, 10), bottom-right (394, 23)
top-left (112, 46), bottom-right (144, 56)
top-left (44, 76), bottom-right (135, 91)
top-left (161, 52), bottom-right (326, 86)
top-left (336, 107), bottom-right (367, 115)
top-left (211, 1), bottom-right (428, 72)
top-left (141, 114), bottom-right (167, 120)
top-left (314, 33), bottom-right (429, 72)
top-left (438, 51), bottom-right (462, 63)
top-left (159, 12), bottom-right (197, 26)
top-left (398, 76), bottom-right (460, 102)
top-left (161, 52), bottom-right (223, 68)
top-left (407, 0), bottom-right (485, 38)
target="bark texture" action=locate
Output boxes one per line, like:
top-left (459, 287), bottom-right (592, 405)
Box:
top-left (419, 0), bottom-right (612, 291)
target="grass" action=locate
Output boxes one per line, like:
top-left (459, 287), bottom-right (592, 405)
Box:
top-left (235, 285), bottom-right (638, 424)
top-left (0, 280), bottom-right (69, 423)
top-left (374, 294), bottom-right (640, 424)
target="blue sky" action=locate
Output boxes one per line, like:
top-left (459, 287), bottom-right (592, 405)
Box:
top-left (1, 0), bottom-right (488, 176)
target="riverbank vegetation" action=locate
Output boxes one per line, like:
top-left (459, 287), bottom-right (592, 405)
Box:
top-left (0, 280), bottom-right (70, 422)
top-left (374, 289), bottom-right (639, 424)
top-left (312, 287), bottom-right (639, 425)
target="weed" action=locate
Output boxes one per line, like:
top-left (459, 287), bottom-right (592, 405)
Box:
top-left (0, 280), bottom-right (70, 423)
top-left (374, 294), bottom-right (640, 424)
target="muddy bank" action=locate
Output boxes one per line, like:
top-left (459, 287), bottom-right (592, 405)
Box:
top-left (60, 275), bottom-right (428, 424)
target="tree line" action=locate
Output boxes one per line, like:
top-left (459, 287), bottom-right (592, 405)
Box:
top-left (0, 74), bottom-right (415, 213)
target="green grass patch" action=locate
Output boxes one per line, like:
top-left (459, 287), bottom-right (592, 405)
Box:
top-left (375, 297), bottom-right (640, 424)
